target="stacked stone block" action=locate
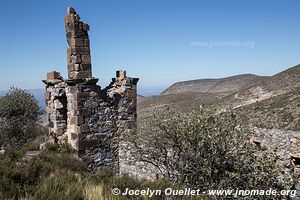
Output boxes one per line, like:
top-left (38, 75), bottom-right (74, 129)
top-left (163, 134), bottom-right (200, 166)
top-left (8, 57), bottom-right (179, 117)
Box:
top-left (64, 7), bottom-right (92, 80)
top-left (43, 71), bottom-right (67, 141)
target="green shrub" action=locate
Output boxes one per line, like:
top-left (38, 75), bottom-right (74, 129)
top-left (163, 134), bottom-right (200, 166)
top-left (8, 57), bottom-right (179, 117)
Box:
top-left (0, 87), bottom-right (41, 150)
top-left (0, 87), bottom-right (39, 121)
top-left (129, 107), bottom-right (283, 199)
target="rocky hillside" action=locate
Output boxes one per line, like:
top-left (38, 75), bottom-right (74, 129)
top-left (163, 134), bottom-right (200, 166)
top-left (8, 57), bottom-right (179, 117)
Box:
top-left (235, 87), bottom-right (300, 131)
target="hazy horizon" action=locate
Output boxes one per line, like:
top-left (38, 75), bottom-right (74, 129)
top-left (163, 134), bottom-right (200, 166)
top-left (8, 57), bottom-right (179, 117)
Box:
top-left (0, 66), bottom-right (296, 94)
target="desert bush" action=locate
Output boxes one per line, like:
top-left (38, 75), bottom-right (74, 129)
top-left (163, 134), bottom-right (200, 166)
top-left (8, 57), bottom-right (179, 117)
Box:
top-left (0, 87), bottom-right (41, 150)
top-left (129, 107), bottom-right (282, 199)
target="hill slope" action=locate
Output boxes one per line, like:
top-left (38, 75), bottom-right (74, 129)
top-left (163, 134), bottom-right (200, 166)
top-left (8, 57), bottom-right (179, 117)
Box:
top-left (235, 87), bottom-right (300, 131)
top-left (224, 64), bottom-right (300, 108)
top-left (138, 92), bottom-right (221, 112)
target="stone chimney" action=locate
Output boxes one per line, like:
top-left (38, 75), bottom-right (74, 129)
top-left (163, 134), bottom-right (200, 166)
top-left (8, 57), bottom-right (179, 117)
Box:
top-left (64, 7), bottom-right (92, 80)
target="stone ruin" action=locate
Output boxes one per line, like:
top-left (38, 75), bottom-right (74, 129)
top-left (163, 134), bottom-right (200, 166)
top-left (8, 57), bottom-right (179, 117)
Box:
top-left (42, 7), bottom-right (139, 174)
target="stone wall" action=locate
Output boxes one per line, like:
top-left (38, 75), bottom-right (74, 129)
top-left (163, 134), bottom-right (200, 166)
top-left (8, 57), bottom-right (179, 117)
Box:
top-left (43, 7), bottom-right (139, 175)
top-left (252, 127), bottom-right (300, 198)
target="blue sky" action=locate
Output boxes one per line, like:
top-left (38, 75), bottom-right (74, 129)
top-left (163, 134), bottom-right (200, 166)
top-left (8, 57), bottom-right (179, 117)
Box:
top-left (0, 0), bottom-right (300, 94)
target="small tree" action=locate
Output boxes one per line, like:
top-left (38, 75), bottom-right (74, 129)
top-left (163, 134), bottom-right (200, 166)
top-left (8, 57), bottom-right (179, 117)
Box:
top-left (0, 87), bottom-right (40, 150)
top-left (129, 107), bottom-right (283, 198)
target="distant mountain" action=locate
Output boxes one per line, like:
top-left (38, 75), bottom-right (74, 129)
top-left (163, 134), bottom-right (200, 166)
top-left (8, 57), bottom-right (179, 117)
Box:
top-left (161, 74), bottom-right (267, 96)
top-left (138, 86), bottom-right (167, 96)
top-left (148, 73), bottom-right (269, 114)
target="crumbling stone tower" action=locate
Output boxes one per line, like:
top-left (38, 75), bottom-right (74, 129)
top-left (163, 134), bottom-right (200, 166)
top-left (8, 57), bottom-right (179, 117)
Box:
top-left (43, 7), bottom-right (138, 174)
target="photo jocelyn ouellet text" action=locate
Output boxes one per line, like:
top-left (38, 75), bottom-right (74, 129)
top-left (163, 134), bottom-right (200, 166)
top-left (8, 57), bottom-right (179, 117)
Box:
top-left (112, 187), bottom-right (297, 198)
